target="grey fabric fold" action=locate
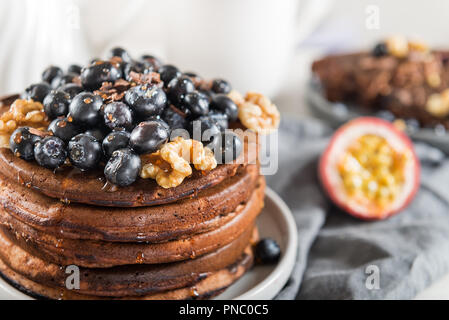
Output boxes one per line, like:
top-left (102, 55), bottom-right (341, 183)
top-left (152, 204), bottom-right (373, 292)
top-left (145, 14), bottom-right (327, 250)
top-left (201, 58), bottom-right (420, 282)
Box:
top-left (270, 117), bottom-right (449, 300)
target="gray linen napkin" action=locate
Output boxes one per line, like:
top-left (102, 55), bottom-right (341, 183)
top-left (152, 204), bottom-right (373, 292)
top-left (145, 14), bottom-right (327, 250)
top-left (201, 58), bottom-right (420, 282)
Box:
top-left (269, 117), bottom-right (449, 300)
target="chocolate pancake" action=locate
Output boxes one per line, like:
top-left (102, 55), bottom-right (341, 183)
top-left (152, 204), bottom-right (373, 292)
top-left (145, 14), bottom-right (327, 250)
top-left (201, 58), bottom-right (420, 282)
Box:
top-left (0, 149), bottom-right (252, 207)
top-left (0, 224), bottom-right (256, 296)
top-left (0, 94), bottom-right (19, 110)
top-left (1, 177), bottom-right (265, 267)
top-left (0, 94), bottom-right (258, 207)
top-left (0, 94), bottom-right (264, 300)
top-left (0, 164), bottom-right (260, 242)
top-left (0, 245), bottom-right (254, 300)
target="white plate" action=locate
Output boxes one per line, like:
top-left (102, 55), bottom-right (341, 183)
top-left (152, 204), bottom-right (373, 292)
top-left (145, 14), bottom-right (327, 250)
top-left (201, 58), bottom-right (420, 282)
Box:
top-left (0, 187), bottom-right (298, 300)
top-left (216, 187), bottom-right (298, 300)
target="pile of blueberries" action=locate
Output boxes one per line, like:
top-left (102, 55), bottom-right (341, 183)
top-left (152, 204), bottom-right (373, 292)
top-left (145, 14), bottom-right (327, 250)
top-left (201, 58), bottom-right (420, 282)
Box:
top-left (9, 47), bottom-right (243, 187)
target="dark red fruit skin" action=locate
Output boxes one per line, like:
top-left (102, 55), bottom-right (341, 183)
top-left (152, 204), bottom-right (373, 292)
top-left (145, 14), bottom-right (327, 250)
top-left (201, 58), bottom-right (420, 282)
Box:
top-left (318, 117), bottom-right (421, 220)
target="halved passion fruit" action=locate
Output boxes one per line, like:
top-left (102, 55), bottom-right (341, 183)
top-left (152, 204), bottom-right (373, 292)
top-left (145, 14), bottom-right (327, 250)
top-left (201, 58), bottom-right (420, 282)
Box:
top-left (319, 117), bottom-right (420, 220)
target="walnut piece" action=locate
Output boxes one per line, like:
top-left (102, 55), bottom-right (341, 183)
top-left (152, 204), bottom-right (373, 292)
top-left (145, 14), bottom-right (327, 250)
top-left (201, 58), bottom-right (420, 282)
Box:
top-left (229, 91), bottom-right (280, 134)
top-left (426, 89), bottom-right (449, 117)
top-left (423, 55), bottom-right (442, 88)
top-left (426, 73), bottom-right (441, 88)
top-left (0, 99), bottom-right (48, 148)
top-left (393, 119), bottom-right (407, 131)
top-left (383, 36), bottom-right (429, 59)
top-left (140, 137), bottom-right (217, 189)
top-left (385, 35), bottom-right (409, 58)
top-left (228, 90), bottom-right (245, 105)
top-left (408, 39), bottom-right (429, 53)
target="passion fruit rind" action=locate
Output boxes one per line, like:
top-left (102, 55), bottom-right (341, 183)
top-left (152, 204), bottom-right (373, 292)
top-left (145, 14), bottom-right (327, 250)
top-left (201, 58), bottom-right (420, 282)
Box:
top-left (319, 117), bottom-right (420, 220)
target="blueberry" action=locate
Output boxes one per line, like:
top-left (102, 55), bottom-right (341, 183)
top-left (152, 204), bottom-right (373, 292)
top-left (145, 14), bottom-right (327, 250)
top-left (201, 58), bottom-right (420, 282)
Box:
top-left (198, 89), bottom-right (214, 102)
top-left (183, 91), bottom-right (209, 117)
top-left (68, 64), bottom-right (82, 74)
top-left (84, 127), bottom-right (109, 142)
top-left (167, 76), bottom-right (195, 105)
top-left (124, 84), bottom-right (167, 118)
top-left (214, 132), bottom-right (243, 164)
top-left (59, 83), bottom-right (84, 99)
top-left (145, 116), bottom-right (170, 130)
top-left (139, 61), bottom-right (156, 74)
top-left (184, 72), bottom-right (202, 86)
top-left (123, 61), bottom-right (150, 77)
top-left (210, 94), bottom-right (238, 122)
top-left (42, 66), bottom-right (63, 84)
top-left (108, 47), bottom-right (132, 63)
top-left (23, 82), bottom-right (51, 103)
top-left (51, 72), bottom-right (79, 88)
top-left (208, 111), bottom-right (229, 131)
top-left (175, 104), bottom-right (192, 119)
top-left (375, 110), bottom-right (395, 122)
top-left (211, 79), bottom-right (232, 94)
top-left (80, 61), bottom-right (122, 89)
top-left (102, 131), bottom-right (131, 158)
top-left (9, 127), bottom-right (41, 161)
top-left (158, 64), bottom-right (181, 87)
top-left (161, 106), bottom-right (188, 130)
top-left (372, 42), bottom-right (388, 57)
top-left (141, 55), bottom-right (162, 71)
top-left (43, 90), bottom-right (71, 119)
top-left (121, 62), bottom-right (132, 77)
top-left (134, 57), bottom-right (161, 74)
top-left (68, 92), bottom-right (104, 126)
top-left (435, 124), bottom-right (446, 136)
top-left (129, 121), bottom-right (169, 154)
top-left (103, 102), bottom-right (134, 131)
top-left (184, 72), bottom-right (198, 78)
top-left (406, 118), bottom-right (420, 132)
top-left (68, 134), bottom-right (102, 170)
top-left (254, 238), bottom-right (281, 264)
top-left (189, 116), bottom-right (221, 149)
top-left (104, 148), bottom-right (141, 187)
top-left (34, 136), bottom-right (67, 169)
top-left (90, 57), bottom-right (101, 64)
top-left (48, 117), bottom-right (81, 142)
top-left (198, 89), bottom-right (215, 104)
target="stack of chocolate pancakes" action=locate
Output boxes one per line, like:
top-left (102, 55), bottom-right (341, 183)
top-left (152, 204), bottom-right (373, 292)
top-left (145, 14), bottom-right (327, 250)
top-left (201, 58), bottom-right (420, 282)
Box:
top-left (0, 97), bottom-right (264, 300)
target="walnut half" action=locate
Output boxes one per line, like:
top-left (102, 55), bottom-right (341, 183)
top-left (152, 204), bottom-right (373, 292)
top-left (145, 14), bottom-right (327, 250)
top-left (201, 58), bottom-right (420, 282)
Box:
top-left (426, 89), bottom-right (449, 118)
top-left (0, 99), bottom-right (48, 148)
top-left (228, 90), bottom-right (280, 134)
top-left (140, 137), bottom-right (217, 189)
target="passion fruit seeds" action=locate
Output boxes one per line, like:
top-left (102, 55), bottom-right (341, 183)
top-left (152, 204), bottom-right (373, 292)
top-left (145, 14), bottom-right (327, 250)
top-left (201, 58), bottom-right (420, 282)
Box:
top-left (338, 134), bottom-right (409, 210)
